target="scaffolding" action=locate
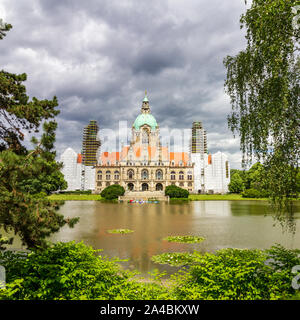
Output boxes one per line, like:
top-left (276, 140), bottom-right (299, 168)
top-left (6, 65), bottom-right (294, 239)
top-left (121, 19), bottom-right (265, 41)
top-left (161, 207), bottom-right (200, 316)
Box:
top-left (81, 120), bottom-right (101, 190)
top-left (190, 121), bottom-right (207, 154)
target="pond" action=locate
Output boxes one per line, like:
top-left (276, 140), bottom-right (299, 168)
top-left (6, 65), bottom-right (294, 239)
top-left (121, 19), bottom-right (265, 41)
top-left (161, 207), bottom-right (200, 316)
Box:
top-left (47, 200), bottom-right (300, 276)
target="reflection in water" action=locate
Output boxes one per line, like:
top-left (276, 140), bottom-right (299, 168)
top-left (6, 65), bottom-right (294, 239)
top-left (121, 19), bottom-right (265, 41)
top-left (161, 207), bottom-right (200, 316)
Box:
top-left (46, 201), bottom-right (300, 276)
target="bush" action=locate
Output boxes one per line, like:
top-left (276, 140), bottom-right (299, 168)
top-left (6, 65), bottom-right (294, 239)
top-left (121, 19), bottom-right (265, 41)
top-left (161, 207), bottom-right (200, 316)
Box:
top-left (242, 188), bottom-right (268, 198)
top-left (100, 185), bottom-right (125, 200)
top-left (170, 245), bottom-right (300, 300)
top-left (165, 185), bottom-right (189, 198)
top-left (0, 242), bottom-right (168, 300)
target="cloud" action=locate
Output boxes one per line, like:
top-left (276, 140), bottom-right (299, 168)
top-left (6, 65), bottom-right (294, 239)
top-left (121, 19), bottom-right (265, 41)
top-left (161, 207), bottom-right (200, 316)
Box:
top-left (1, 0), bottom-right (248, 168)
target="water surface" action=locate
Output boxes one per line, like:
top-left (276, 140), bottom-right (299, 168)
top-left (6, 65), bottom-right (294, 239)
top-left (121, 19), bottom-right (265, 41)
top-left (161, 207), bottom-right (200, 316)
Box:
top-left (49, 201), bottom-right (300, 276)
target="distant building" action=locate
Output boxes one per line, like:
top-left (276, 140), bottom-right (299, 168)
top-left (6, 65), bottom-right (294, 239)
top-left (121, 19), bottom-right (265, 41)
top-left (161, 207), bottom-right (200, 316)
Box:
top-left (191, 149), bottom-right (230, 194)
top-left (60, 121), bottom-right (101, 192)
top-left (80, 120), bottom-right (101, 191)
top-left (60, 148), bottom-right (82, 191)
top-left (81, 120), bottom-right (101, 166)
top-left (190, 121), bottom-right (207, 154)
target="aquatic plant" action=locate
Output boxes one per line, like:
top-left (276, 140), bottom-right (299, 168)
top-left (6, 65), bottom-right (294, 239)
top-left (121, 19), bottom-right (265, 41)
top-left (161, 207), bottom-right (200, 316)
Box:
top-left (151, 252), bottom-right (196, 267)
top-left (107, 229), bottom-right (134, 234)
top-left (163, 235), bottom-right (205, 244)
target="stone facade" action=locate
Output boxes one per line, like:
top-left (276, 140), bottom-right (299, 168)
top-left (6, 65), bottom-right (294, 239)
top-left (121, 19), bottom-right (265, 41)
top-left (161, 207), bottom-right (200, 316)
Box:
top-left (95, 93), bottom-right (194, 193)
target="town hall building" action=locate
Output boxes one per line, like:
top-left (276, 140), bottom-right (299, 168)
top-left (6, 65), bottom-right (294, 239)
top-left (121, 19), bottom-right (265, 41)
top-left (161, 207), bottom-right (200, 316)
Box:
top-left (94, 92), bottom-right (194, 194)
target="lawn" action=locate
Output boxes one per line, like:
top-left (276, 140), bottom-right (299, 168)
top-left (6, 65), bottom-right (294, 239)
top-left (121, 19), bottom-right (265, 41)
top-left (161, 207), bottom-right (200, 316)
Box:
top-left (188, 194), bottom-right (268, 201)
top-left (48, 193), bottom-right (269, 201)
top-left (48, 194), bottom-right (102, 201)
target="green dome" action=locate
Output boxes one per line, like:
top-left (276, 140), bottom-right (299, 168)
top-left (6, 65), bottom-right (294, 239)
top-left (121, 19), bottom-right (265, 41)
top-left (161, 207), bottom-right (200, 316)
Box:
top-left (133, 113), bottom-right (158, 130)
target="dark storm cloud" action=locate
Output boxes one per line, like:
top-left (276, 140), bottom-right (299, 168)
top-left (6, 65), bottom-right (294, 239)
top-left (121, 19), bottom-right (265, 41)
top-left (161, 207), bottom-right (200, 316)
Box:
top-left (0, 0), bottom-right (250, 168)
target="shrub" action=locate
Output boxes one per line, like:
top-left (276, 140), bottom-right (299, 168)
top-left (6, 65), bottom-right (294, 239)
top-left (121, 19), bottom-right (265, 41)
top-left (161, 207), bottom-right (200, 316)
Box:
top-left (165, 185), bottom-right (189, 198)
top-left (170, 245), bottom-right (300, 300)
top-left (100, 185), bottom-right (125, 200)
top-left (242, 188), bottom-right (268, 198)
top-left (0, 242), bottom-right (168, 300)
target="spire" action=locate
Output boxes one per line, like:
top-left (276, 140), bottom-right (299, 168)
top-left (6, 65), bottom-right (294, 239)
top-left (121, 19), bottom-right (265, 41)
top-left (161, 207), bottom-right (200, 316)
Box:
top-left (143, 90), bottom-right (149, 102)
top-left (141, 90), bottom-right (150, 113)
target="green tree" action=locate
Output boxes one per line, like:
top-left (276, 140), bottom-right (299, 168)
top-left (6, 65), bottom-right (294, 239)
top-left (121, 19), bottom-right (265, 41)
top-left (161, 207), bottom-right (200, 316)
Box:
top-left (228, 172), bottom-right (245, 194)
top-left (224, 0), bottom-right (300, 230)
top-left (165, 185), bottom-right (189, 198)
top-left (18, 122), bottom-right (67, 195)
top-left (100, 184), bottom-right (125, 200)
top-left (0, 23), bottom-right (78, 249)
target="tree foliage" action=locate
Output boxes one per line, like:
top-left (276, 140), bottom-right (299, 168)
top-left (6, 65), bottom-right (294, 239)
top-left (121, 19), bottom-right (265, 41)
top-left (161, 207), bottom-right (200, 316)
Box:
top-left (0, 22), bottom-right (77, 249)
top-left (165, 185), bottom-right (189, 198)
top-left (0, 241), bottom-right (169, 300)
top-left (224, 0), bottom-right (300, 229)
top-left (228, 172), bottom-right (245, 193)
top-left (100, 184), bottom-right (125, 200)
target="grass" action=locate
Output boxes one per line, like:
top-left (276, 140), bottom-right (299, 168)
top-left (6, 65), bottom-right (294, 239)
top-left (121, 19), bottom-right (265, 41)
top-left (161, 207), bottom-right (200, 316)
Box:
top-left (48, 194), bottom-right (102, 201)
top-left (188, 194), bottom-right (268, 201)
top-left (48, 193), bottom-right (271, 201)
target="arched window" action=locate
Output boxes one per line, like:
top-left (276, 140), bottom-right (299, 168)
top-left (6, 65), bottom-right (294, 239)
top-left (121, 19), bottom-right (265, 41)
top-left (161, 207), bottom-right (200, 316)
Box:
top-left (187, 170), bottom-right (193, 180)
top-left (106, 170), bottom-right (111, 180)
top-left (156, 169), bottom-right (163, 180)
top-left (127, 169), bottom-right (134, 180)
top-left (114, 170), bottom-right (120, 180)
top-left (179, 171), bottom-right (184, 180)
top-left (170, 171), bottom-right (176, 180)
top-left (142, 129), bottom-right (149, 144)
top-left (97, 170), bottom-right (102, 180)
top-left (141, 169), bottom-right (149, 180)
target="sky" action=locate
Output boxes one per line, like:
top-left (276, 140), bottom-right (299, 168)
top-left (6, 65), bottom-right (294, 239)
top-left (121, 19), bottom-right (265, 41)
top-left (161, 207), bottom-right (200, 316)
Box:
top-left (0, 0), bottom-right (251, 169)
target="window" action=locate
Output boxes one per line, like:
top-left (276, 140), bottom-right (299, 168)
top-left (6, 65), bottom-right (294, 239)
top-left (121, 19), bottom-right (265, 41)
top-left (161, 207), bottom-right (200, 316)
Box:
top-left (106, 170), bottom-right (111, 180)
top-left (226, 161), bottom-right (229, 178)
top-left (179, 182), bottom-right (184, 187)
top-left (170, 171), bottom-right (176, 180)
top-left (141, 169), bottom-right (149, 180)
top-left (97, 170), bottom-right (102, 180)
top-left (179, 171), bottom-right (184, 180)
top-left (142, 129), bottom-right (149, 144)
top-left (97, 182), bottom-right (102, 187)
top-left (127, 169), bottom-right (134, 180)
top-left (156, 170), bottom-right (163, 180)
top-left (187, 170), bottom-right (192, 180)
top-left (114, 170), bottom-right (120, 180)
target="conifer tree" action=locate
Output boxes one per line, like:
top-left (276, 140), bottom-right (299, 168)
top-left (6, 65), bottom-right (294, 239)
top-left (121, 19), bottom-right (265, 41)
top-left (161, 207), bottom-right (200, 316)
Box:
top-left (0, 22), bottom-right (78, 249)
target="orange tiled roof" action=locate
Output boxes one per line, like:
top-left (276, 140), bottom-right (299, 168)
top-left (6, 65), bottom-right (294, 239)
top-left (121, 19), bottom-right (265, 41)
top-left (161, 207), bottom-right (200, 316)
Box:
top-left (208, 154), bottom-right (212, 164)
top-left (99, 148), bottom-right (190, 166)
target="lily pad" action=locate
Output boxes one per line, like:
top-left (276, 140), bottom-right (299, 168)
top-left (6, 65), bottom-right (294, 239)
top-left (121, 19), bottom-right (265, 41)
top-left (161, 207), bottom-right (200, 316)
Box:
top-left (163, 235), bottom-right (205, 244)
top-left (107, 228), bottom-right (134, 234)
top-left (151, 252), bottom-right (196, 266)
